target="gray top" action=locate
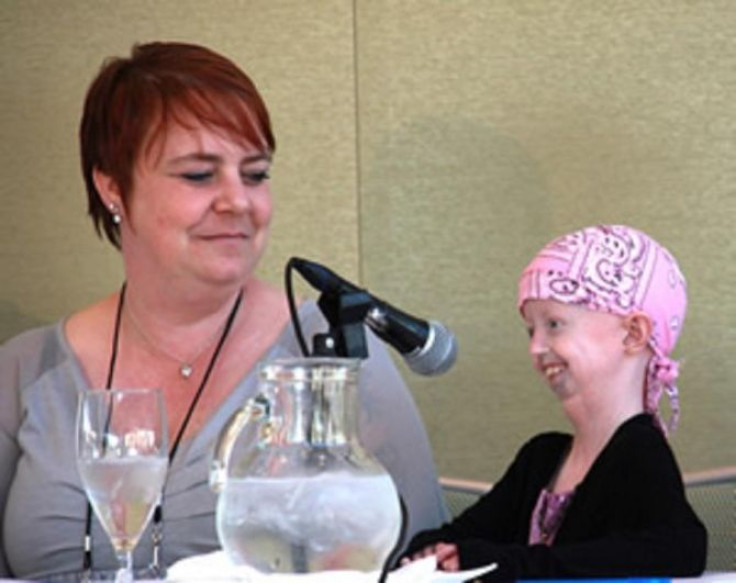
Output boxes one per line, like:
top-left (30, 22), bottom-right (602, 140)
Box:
top-left (0, 301), bottom-right (448, 581)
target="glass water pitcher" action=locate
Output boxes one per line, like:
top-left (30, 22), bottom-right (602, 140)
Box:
top-left (210, 357), bottom-right (402, 574)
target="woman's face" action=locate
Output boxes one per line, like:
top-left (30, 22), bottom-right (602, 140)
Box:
top-left (119, 120), bottom-right (273, 288)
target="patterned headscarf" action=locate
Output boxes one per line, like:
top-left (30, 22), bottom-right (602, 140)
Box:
top-left (517, 225), bottom-right (687, 435)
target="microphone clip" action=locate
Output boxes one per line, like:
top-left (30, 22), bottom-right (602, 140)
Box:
top-left (312, 288), bottom-right (373, 359)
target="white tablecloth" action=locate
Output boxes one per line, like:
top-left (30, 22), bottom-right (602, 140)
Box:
top-left (167, 552), bottom-right (496, 582)
top-left (1, 563), bottom-right (734, 582)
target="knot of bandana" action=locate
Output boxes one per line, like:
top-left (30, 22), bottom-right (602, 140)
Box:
top-left (646, 354), bottom-right (681, 435)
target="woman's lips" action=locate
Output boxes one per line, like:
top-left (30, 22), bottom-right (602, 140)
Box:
top-left (200, 232), bottom-right (248, 240)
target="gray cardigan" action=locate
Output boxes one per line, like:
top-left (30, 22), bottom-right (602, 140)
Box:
top-left (0, 301), bottom-right (448, 581)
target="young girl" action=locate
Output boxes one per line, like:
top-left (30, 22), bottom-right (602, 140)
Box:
top-left (402, 224), bottom-right (707, 580)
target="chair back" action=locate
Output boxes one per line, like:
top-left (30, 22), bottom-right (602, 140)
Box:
top-left (440, 476), bottom-right (491, 518)
top-left (683, 466), bottom-right (736, 572)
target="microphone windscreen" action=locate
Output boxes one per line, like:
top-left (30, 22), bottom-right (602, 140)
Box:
top-left (403, 321), bottom-right (457, 376)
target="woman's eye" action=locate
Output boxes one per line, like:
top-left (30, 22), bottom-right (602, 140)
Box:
top-left (181, 171), bottom-right (214, 183)
top-left (241, 170), bottom-right (270, 184)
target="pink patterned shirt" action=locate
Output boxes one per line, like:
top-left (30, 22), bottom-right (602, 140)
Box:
top-left (529, 488), bottom-right (575, 545)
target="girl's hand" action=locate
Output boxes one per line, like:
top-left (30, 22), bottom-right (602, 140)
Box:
top-left (399, 541), bottom-right (460, 571)
top-left (433, 542), bottom-right (460, 571)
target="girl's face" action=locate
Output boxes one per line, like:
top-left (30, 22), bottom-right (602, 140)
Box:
top-left (522, 299), bottom-right (628, 401)
top-left (118, 120), bottom-right (273, 287)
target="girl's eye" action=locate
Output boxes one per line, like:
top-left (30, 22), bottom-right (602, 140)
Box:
top-left (547, 319), bottom-right (562, 331)
top-left (181, 171), bottom-right (214, 183)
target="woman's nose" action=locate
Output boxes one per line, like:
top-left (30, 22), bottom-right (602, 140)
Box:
top-left (214, 174), bottom-right (252, 213)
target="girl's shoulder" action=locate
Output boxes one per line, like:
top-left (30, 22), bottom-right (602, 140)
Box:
top-left (514, 430), bottom-right (573, 471)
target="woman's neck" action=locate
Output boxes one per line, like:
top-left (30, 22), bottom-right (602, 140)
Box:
top-left (119, 278), bottom-right (253, 366)
top-left (124, 273), bottom-right (249, 324)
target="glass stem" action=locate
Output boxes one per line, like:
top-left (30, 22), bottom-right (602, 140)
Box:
top-left (115, 549), bottom-right (134, 583)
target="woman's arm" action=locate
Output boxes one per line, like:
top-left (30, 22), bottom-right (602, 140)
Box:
top-left (0, 338), bottom-right (24, 576)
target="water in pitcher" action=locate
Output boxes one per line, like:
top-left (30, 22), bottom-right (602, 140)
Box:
top-left (217, 471), bottom-right (401, 573)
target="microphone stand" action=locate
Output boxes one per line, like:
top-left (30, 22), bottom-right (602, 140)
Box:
top-left (285, 262), bottom-right (408, 580)
top-left (311, 289), bottom-right (409, 583)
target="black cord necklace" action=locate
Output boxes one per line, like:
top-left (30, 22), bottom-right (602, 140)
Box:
top-left (83, 282), bottom-right (243, 576)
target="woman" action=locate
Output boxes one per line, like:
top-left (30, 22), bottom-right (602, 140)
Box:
top-left (0, 42), bottom-right (447, 581)
top-left (401, 225), bottom-right (706, 580)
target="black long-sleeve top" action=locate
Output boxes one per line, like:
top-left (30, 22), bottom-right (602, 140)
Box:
top-left (404, 414), bottom-right (707, 581)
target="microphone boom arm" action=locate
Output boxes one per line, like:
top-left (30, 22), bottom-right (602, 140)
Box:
top-left (288, 256), bottom-right (457, 375)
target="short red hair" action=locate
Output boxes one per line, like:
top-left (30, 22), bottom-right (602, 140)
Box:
top-left (80, 41), bottom-right (275, 248)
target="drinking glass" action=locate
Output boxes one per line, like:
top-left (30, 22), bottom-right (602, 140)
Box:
top-left (76, 388), bottom-right (169, 583)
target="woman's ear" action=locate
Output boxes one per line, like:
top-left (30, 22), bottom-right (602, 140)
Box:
top-left (92, 168), bottom-right (122, 211)
top-left (622, 312), bottom-right (652, 353)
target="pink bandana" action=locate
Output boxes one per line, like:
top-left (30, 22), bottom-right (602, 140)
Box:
top-left (517, 225), bottom-right (687, 434)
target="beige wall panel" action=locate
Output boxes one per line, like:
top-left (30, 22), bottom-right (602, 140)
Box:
top-left (0, 0), bottom-right (359, 339)
top-left (3, 0), bottom-right (734, 487)
top-left (356, 1), bottom-right (736, 479)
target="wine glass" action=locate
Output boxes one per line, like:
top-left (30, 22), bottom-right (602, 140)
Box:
top-left (76, 388), bottom-right (169, 583)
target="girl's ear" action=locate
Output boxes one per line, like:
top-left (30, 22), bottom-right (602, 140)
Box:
top-left (622, 312), bottom-right (652, 353)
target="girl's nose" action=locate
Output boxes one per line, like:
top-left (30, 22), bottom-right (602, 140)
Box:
top-left (528, 329), bottom-right (548, 357)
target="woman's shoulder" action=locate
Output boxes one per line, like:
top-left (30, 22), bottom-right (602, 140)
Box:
top-left (2, 294), bottom-right (116, 393)
top-left (64, 294), bottom-right (117, 354)
top-left (1, 321), bottom-right (63, 365)
top-left (2, 320), bottom-right (57, 348)
top-left (0, 321), bottom-right (67, 391)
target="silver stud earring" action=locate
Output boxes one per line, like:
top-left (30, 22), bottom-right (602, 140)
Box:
top-left (109, 202), bottom-right (122, 225)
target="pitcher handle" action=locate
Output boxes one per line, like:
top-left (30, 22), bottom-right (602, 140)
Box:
top-left (209, 393), bottom-right (269, 493)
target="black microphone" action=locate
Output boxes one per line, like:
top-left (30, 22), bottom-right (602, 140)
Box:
top-left (290, 257), bottom-right (458, 376)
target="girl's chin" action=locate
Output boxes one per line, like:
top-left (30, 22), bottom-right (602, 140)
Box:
top-left (551, 383), bottom-right (578, 401)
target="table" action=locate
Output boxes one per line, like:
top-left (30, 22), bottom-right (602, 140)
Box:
top-left (0, 577), bottom-right (732, 582)
top-left (1, 572), bottom-right (734, 582)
